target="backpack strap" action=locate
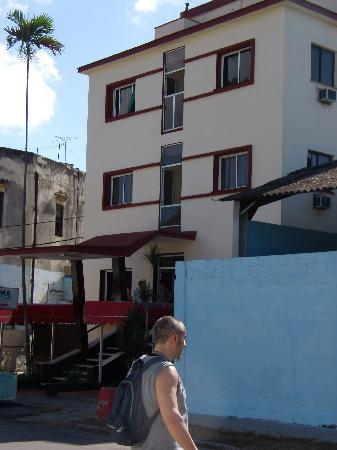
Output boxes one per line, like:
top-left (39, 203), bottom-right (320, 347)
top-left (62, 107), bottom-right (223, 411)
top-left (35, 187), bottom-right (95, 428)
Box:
top-left (141, 353), bottom-right (171, 372)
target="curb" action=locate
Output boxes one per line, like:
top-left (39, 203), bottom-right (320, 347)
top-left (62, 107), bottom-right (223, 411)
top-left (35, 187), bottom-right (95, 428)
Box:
top-left (196, 441), bottom-right (240, 450)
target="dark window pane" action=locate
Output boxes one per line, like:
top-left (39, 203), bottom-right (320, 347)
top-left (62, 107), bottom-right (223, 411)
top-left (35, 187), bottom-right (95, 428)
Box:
top-left (321, 48), bottom-right (334, 86)
top-left (317, 154), bottom-right (331, 165)
top-left (159, 255), bottom-right (184, 268)
top-left (162, 144), bottom-right (182, 166)
top-left (307, 150), bottom-right (332, 167)
top-left (239, 49), bottom-right (251, 83)
top-left (163, 166), bottom-right (181, 205)
top-left (124, 174), bottom-right (133, 203)
top-left (114, 89), bottom-right (120, 116)
top-left (311, 45), bottom-right (320, 82)
top-left (112, 177), bottom-right (122, 204)
top-left (237, 154), bottom-right (248, 187)
top-left (115, 84), bottom-right (135, 116)
top-left (165, 70), bottom-right (184, 95)
top-left (0, 192), bottom-right (4, 228)
top-left (55, 203), bottom-right (64, 237)
top-left (160, 205), bottom-right (181, 227)
top-left (164, 96), bottom-right (174, 130)
top-left (174, 93), bottom-right (184, 128)
top-left (223, 53), bottom-right (238, 86)
top-left (165, 48), bottom-right (185, 72)
top-left (220, 156), bottom-right (236, 189)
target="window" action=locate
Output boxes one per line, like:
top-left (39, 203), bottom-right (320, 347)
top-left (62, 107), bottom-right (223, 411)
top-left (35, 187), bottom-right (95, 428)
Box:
top-left (307, 150), bottom-right (332, 168)
top-left (163, 47), bottom-right (185, 132)
top-left (157, 254), bottom-right (184, 303)
top-left (213, 147), bottom-right (252, 193)
top-left (113, 83), bottom-right (135, 117)
top-left (55, 203), bottom-right (64, 237)
top-left (111, 174), bottom-right (133, 205)
top-left (0, 192), bottom-right (3, 228)
top-left (217, 41), bottom-right (254, 89)
top-left (160, 143), bottom-right (182, 227)
top-left (311, 45), bottom-right (335, 87)
top-left (99, 269), bottom-right (132, 301)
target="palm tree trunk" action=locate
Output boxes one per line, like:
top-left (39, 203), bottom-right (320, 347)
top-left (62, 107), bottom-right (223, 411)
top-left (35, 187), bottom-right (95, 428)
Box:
top-left (22, 54), bottom-right (32, 374)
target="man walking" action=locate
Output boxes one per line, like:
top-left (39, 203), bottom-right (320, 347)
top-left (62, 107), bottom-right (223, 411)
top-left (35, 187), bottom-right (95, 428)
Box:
top-left (134, 316), bottom-right (197, 450)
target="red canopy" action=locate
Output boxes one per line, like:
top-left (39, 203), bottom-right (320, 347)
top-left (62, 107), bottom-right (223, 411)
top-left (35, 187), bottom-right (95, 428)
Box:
top-left (84, 301), bottom-right (173, 325)
top-left (0, 230), bottom-right (197, 260)
top-left (0, 304), bottom-right (76, 325)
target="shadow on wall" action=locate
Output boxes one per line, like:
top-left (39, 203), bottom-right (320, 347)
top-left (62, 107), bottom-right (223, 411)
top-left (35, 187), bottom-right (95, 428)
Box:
top-left (247, 221), bottom-right (337, 257)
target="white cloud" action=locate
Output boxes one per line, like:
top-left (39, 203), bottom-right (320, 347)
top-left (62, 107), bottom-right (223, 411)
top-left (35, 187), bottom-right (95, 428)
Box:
top-left (0, 43), bottom-right (60, 132)
top-left (0, 0), bottom-right (28, 16)
top-left (134, 0), bottom-right (182, 13)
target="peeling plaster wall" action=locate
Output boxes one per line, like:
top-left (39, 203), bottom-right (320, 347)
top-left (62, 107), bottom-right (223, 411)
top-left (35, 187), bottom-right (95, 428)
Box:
top-left (175, 251), bottom-right (337, 426)
top-left (0, 147), bottom-right (85, 302)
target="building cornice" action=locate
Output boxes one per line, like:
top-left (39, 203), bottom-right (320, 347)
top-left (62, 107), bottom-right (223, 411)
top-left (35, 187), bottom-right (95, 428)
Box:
top-left (78, 0), bottom-right (337, 74)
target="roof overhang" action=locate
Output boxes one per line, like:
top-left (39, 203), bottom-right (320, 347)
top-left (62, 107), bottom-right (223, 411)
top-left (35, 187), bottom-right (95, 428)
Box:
top-left (219, 160), bottom-right (337, 218)
top-left (0, 230), bottom-right (197, 260)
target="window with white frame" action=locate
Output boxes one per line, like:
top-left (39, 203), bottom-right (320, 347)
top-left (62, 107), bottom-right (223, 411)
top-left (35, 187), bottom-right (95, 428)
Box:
top-left (311, 44), bottom-right (335, 87)
top-left (113, 83), bottom-right (135, 117)
top-left (307, 150), bottom-right (332, 168)
top-left (111, 174), bottom-right (133, 205)
top-left (219, 152), bottom-right (249, 191)
top-left (220, 46), bottom-right (252, 88)
top-left (160, 143), bottom-right (182, 227)
top-left (163, 48), bottom-right (185, 131)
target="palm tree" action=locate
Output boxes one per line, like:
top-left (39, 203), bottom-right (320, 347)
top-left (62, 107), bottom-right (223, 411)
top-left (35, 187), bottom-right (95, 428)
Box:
top-left (4, 10), bottom-right (63, 373)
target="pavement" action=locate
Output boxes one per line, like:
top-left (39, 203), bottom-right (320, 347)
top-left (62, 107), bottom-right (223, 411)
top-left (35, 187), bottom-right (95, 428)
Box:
top-left (1, 389), bottom-right (337, 449)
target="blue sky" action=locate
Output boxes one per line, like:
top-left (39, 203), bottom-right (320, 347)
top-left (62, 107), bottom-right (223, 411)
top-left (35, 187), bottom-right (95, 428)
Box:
top-left (0, 0), bottom-right (203, 170)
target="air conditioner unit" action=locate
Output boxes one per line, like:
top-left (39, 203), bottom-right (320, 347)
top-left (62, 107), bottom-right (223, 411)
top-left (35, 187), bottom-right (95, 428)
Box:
top-left (318, 88), bottom-right (337, 104)
top-left (313, 194), bottom-right (331, 210)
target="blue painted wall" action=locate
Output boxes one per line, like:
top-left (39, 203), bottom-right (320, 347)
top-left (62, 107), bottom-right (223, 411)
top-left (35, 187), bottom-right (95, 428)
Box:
top-left (248, 221), bottom-right (337, 256)
top-left (175, 251), bottom-right (337, 426)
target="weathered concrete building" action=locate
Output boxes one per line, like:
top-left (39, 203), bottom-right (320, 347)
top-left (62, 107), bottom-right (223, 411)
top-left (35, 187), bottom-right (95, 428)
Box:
top-left (0, 147), bottom-right (85, 303)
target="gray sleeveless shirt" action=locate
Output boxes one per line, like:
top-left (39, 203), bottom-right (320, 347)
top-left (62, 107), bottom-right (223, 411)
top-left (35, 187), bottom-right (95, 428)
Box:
top-left (133, 353), bottom-right (188, 450)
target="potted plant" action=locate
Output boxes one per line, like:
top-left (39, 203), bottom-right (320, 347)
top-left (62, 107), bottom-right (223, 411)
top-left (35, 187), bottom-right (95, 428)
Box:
top-left (0, 352), bottom-right (17, 401)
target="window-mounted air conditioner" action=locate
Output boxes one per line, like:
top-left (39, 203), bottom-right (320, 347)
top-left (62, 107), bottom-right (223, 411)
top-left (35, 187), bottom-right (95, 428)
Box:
top-left (313, 194), bottom-right (331, 210)
top-left (318, 88), bottom-right (337, 104)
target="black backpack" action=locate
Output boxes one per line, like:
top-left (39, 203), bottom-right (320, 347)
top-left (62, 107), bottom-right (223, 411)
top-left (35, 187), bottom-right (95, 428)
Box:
top-left (108, 353), bottom-right (169, 446)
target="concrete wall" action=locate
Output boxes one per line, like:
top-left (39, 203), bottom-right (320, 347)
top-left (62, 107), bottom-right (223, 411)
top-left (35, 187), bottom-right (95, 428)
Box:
top-left (247, 220), bottom-right (337, 256)
top-left (175, 251), bottom-right (337, 426)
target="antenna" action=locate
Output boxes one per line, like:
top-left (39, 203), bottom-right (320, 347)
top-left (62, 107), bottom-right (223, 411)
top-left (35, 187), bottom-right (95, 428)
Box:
top-left (54, 136), bottom-right (77, 164)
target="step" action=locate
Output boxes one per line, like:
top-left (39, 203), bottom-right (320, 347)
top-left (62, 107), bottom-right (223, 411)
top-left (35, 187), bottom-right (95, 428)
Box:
top-left (74, 364), bottom-right (96, 369)
top-left (52, 377), bottom-right (67, 382)
top-left (105, 347), bottom-right (119, 351)
top-left (97, 352), bottom-right (117, 356)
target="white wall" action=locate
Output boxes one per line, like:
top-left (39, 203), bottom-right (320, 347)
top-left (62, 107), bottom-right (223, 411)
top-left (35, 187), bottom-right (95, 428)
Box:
top-left (282, 5), bottom-right (337, 232)
top-left (175, 251), bottom-right (337, 426)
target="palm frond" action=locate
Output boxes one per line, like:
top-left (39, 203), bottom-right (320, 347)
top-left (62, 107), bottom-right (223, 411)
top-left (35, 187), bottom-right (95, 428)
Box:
top-left (4, 9), bottom-right (64, 59)
top-left (143, 243), bottom-right (160, 268)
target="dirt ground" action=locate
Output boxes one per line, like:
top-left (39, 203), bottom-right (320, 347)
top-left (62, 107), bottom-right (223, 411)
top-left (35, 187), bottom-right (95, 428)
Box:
top-left (190, 426), bottom-right (337, 449)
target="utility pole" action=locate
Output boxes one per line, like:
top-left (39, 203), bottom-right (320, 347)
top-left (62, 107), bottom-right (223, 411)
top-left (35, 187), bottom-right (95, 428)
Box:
top-left (55, 136), bottom-right (76, 164)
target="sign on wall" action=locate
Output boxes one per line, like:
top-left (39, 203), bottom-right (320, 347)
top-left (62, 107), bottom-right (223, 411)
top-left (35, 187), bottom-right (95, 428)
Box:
top-left (0, 287), bottom-right (19, 310)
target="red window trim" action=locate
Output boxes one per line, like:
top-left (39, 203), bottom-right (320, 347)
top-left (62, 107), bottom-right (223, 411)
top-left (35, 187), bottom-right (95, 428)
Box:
top-left (105, 68), bottom-right (163, 123)
top-left (216, 39), bottom-right (255, 90)
top-left (212, 145), bottom-right (252, 194)
top-left (103, 200), bottom-right (159, 212)
top-left (102, 163), bottom-right (161, 210)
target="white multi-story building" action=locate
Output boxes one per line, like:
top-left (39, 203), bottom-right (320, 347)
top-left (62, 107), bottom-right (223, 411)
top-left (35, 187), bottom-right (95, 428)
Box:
top-left (79, 0), bottom-right (337, 301)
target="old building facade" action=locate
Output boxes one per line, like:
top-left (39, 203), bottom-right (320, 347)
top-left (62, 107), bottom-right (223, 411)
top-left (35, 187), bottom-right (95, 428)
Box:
top-left (0, 147), bottom-right (85, 303)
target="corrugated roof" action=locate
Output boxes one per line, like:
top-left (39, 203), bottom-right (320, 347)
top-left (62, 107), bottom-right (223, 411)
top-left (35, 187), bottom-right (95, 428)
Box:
top-left (220, 160), bottom-right (337, 203)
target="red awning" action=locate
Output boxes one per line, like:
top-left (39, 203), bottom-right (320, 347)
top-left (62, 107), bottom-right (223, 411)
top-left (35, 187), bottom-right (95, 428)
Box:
top-left (0, 304), bottom-right (76, 325)
top-left (84, 301), bottom-right (173, 325)
top-left (0, 230), bottom-right (197, 260)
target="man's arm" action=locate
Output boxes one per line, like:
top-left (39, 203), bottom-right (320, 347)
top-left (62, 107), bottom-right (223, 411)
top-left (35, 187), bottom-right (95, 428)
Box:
top-left (156, 366), bottom-right (198, 450)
